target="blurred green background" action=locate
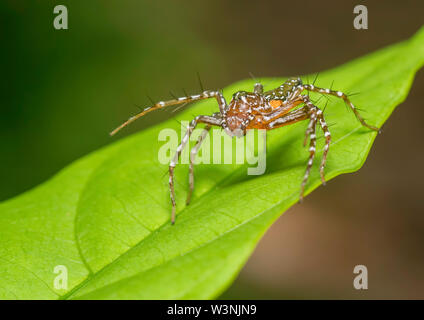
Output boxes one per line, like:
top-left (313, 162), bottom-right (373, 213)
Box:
top-left (1, 0), bottom-right (423, 298)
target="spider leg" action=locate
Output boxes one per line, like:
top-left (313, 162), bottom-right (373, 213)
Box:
top-left (254, 83), bottom-right (264, 94)
top-left (303, 109), bottom-right (317, 146)
top-left (300, 109), bottom-right (318, 201)
top-left (316, 109), bottom-right (331, 185)
top-left (169, 115), bottom-right (221, 224)
top-left (186, 125), bottom-right (212, 205)
top-left (303, 84), bottom-right (379, 132)
top-left (110, 91), bottom-right (228, 136)
top-left (267, 106), bottom-right (310, 129)
top-left (262, 98), bottom-right (304, 123)
top-left (302, 95), bottom-right (331, 186)
top-left (266, 101), bottom-right (325, 201)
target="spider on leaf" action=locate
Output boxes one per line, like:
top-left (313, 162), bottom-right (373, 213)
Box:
top-left (111, 77), bottom-right (379, 224)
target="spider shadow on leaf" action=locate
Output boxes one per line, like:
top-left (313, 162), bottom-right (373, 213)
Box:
top-left (213, 127), bottom-right (310, 189)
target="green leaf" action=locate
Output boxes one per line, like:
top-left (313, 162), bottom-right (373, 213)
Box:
top-left (1, 27), bottom-right (424, 300)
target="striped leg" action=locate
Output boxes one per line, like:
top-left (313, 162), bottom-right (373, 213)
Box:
top-left (110, 90), bottom-right (227, 136)
top-left (259, 104), bottom-right (320, 201)
top-left (300, 108), bottom-right (318, 201)
top-left (302, 95), bottom-right (332, 187)
top-left (267, 106), bottom-right (310, 129)
top-left (169, 115), bottom-right (220, 224)
top-left (303, 84), bottom-right (379, 132)
top-left (303, 106), bottom-right (317, 146)
top-left (316, 109), bottom-right (331, 185)
top-left (254, 83), bottom-right (264, 94)
top-left (186, 125), bottom-right (212, 205)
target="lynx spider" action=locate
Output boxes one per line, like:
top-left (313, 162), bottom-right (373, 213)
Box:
top-left (111, 77), bottom-right (379, 224)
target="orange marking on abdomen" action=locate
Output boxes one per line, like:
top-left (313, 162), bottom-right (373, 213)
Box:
top-left (269, 100), bottom-right (283, 109)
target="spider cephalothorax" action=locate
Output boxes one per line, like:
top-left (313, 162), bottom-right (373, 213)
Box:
top-left (111, 77), bottom-right (379, 224)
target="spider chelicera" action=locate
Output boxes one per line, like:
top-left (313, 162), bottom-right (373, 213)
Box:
top-left (111, 77), bottom-right (379, 224)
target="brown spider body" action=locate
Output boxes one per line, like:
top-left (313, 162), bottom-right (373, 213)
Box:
top-left (226, 85), bottom-right (303, 135)
top-left (111, 77), bottom-right (379, 224)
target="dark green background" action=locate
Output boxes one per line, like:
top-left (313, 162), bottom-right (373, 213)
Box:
top-left (1, 0), bottom-right (423, 298)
